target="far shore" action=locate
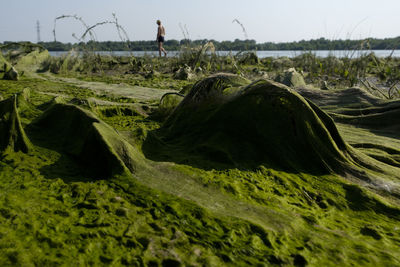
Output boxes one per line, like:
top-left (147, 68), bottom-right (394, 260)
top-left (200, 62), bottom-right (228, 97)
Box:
top-left (48, 49), bottom-right (400, 58)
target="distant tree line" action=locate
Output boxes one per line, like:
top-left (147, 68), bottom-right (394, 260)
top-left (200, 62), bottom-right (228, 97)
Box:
top-left (2, 37), bottom-right (400, 51)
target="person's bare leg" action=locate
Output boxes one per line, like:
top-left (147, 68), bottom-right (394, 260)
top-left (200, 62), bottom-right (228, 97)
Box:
top-left (158, 42), bottom-right (162, 57)
top-left (160, 42), bottom-right (167, 57)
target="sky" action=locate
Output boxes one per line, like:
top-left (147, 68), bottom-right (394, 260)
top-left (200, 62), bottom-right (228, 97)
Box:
top-left (1, 0), bottom-right (399, 43)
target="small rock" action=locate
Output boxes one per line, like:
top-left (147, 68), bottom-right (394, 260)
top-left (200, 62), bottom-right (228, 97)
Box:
top-left (272, 57), bottom-right (293, 69)
top-left (321, 81), bottom-right (330, 90)
top-left (3, 66), bottom-right (19, 81)
top-left (275, 68), bottom-right (306, 88)
top-left (110, 196), bottom-right (123, 203)
top-left (237, 51), bottom-right (260, 65)
top-left (173, 66), bottom-right (194, 80)
top-left (145, 70), bottom-right (160, 79)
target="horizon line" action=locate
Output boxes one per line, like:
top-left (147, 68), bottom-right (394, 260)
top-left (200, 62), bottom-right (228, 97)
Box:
top-left (2, 35), bottom-right (400, 45)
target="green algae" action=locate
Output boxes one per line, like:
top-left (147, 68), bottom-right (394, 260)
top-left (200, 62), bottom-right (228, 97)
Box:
top-left (2, 146), bottom-right (400, 266)
top-left (0, 152), bottom-right (288, 266)
top-left (0, 54), bottom-right (400, 266)
top-left (72, 72), bottom-right (194, 91)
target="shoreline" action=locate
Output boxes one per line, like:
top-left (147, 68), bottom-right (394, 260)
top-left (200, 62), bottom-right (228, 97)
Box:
top-left (48, 49), bottom-right (400, 58)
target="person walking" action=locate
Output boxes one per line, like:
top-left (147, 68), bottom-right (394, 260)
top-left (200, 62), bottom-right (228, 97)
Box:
top-left (156, 20), bottom-right (167, 57)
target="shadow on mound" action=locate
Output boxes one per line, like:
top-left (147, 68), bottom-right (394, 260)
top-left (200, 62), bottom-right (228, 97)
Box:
top-left (143, 76), bottom-right (355, 175)
top-left (0, 95), bottom-right (32, 153)
top-left (28, 103), bottom-right (142, 180)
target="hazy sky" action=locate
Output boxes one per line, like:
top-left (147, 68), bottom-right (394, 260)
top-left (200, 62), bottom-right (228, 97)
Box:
top-left (1, 0), bottom-right (399, 43)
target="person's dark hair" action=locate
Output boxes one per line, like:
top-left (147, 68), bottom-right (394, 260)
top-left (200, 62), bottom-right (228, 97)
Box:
top-left (156, 20), bottom-right (161, 25)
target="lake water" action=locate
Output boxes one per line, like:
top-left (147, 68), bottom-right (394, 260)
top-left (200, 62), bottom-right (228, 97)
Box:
top-left (49, 50), bottom-right (400, 58)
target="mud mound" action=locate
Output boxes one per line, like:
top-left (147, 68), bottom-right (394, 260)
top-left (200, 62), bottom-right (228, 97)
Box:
top-left (0, 95), bottom-right (32, 153)
top-left (149, 79), bottom-right (354, 174)
top-left (31, 103), bottom-right (142, 179)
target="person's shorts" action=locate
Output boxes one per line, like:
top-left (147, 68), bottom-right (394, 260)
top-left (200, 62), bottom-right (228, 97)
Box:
top-left (158, 36), bottom-right (165, 43)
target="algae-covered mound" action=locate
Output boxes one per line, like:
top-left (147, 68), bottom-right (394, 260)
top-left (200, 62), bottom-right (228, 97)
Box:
top-left (236, 51), bottom-right (260, 65)
top-left (15, 49), bottom-right (50, 73)
top-left (152, 73), bottom-right (249, 120)
top-left (0, 53), bottom-right (12, 76)
top-left (31, 103), bottom-right (142, 178)
top-left (153, 79), bottom-right (353, 174)
top-left (333, 100), bottom-right (400, 134)
top-left (275, 68), bottom-right (306, 88)
top-left (157, 92), bottom-right (184, 117)
top-left (159, 93), bottom-right (184, 109)
top-left (1, 52), bottom-right (18, 81)
top-left (177, 72), bottom-right (250, 106)
top-left (295, 87), bottom-right (383, 112)
top-left (0, 95), bottom-right (32, 153)
top-left (1, 42), bottom-right (49, 75)
top-left (296, 86), bottom-right (400, 133)
top-left (3, 66), bottom-right (19, 81)
top-left (0, 53), bottom-right (8, 66)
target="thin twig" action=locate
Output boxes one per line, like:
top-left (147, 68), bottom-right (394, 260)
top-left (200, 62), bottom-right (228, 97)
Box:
top-left (360, 78), bottom-right (389, 99)
top-left (81, 21), bottom-right (111, 40)
top-left (53, 14), bottom-right (96, 42)
top-left (232, 19), bottom-right (248, 39)
top-left (388, 80), bottom-right (400, 98)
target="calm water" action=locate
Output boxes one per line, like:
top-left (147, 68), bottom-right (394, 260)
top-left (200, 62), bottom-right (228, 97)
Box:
top-left (49, 50), bottom-right (400, 58)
